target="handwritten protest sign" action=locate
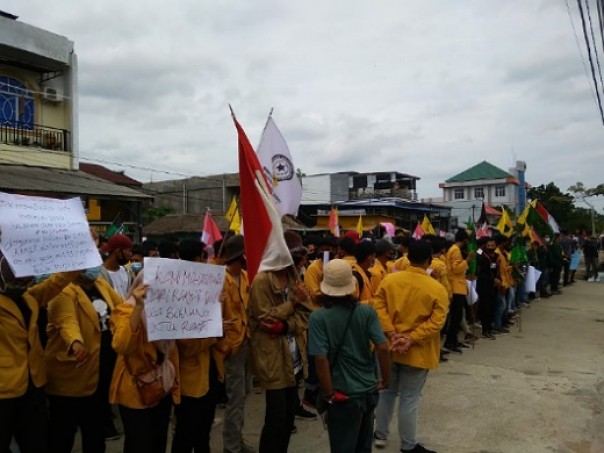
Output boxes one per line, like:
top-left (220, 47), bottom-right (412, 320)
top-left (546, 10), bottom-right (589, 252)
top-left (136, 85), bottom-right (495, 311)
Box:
top-left (0, 192), bottom-right (102, 277)
top-left (143, 257), bottom-right (226, 341)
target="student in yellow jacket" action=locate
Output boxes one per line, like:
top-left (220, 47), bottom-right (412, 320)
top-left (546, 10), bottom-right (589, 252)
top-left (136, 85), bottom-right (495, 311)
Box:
top-left (45, 266), bottom-right (125, 453)
top-left (370, 239), bottom-right (396, 291)
top-left (372, 240), bottom-right (449, 453)
top-left (0, 253), bottom-right (80, 453)
top-left (109, 282), bottom-right (178, 453)
top-left (171, 239), bottom-right (221, 453)
top-left (351, 241), bottom-right (377, 305)
top-left (220, 235), bottom-right (255, 453)
top-left (444, 229), bottom-right (475, 352)
top-left (303, 237), bottom-right (338, 308)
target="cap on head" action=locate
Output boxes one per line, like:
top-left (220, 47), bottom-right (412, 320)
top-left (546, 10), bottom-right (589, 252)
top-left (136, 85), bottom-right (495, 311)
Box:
top-left (320, 259), bottom-right (356, 297)
top-left (375, 239), bottom-right (395, 256)
top-left (100, 234), bottom-right (132, 254)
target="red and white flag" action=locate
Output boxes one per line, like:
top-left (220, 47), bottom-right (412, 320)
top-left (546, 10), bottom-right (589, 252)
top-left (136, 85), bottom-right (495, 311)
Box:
top-left (201, 209), bottom-right (222, 247)
top-left (412, 222), bottom-right (424, 240)
top-left (328, 207), bottom-right (340, 237)
top-left (476, 222), bottom-right (491, 239)
top-left (234, 115), bottom-right (293, 282)
top-left (535, 201), bottom-right (560, 234)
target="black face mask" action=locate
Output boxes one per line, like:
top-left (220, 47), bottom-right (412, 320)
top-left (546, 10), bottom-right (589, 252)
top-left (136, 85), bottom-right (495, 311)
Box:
top-left (117, 251), bottom-right (129, 266)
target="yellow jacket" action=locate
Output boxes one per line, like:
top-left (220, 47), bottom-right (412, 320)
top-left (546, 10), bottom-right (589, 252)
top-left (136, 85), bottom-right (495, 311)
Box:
top-left (430, 256), bottom-right (452, 299)
top-left (177, 338), bottom-right (216, 398)
top-left (109, 303), bottom-right (180, 408)
top-left (45, 278), bottom-right (123, 396)
top-left (303, 260), bottom-right (323, 308)
top-left (496, 249), bottom-right (515, 289)
top-left (446, 244), bottom-right (468, 295)
top-left (351, 263), bottom-right (374, 305)
top-left (369, 259), bottom-right (389, 291)
top-left (222, 269), bottom-right (250, 355)
top-left (372, 267), bottom-right (449, 370)
top-left (392, 255), bottom-right (410, 273)
top-left (0, 271), bottom-right (79, 399)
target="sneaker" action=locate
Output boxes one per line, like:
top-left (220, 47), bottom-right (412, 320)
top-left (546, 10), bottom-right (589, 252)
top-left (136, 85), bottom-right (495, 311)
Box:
top-left (104, 423), bottom-right (120, 441)
top-left (464, 333), bottom-right (479, 341)
top-left (493, 328), bottom-right (510, 335)
top-left (291, 425), bottom-right (297, 434)
top-left (374, 434), bottom-right (387, 449)
top-left (439, 353), bottom-right (449, 363)
top-left (458, 342), bottom-right (470, 349)
top-left (302, 388), bottom-right (317, 409)
top-left (481, 332), bottom-right (496, 340)
top-left (401, 443), bottom-right (437, 453)
top-left (295, 405), bottom-right (317, 421)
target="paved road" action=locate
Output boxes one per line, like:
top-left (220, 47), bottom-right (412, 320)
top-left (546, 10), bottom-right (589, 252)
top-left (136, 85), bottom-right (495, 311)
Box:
top-left (96, 278), bottom-right (603, 453)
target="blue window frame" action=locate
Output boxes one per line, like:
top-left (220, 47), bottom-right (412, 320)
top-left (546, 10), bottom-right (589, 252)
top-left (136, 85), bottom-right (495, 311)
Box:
top-left (0, 76), bottom-right (35, 129)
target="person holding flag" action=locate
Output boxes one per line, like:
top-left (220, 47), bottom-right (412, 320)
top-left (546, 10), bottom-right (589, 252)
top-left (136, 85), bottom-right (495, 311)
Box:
top-left (231, 109), bottom-right (313, 453)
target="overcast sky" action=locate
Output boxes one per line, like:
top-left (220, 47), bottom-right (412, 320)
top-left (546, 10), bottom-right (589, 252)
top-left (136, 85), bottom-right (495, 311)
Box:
top-left (4, 0), bottom-right (604, 209)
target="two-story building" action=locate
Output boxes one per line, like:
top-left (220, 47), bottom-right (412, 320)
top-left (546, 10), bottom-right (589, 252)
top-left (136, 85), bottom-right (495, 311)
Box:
top-left (0, 12), bottom-right (149, 240)
top-left (301, 171), bottom-right (450, 232)
top-left (435, 160), bottom-right (528, 228)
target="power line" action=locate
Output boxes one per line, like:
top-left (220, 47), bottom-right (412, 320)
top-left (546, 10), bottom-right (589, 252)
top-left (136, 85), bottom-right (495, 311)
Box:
top-left (576, 0), bottom-right (604, 124)
top-left (566, 0), bottom-right (601, 116)
top-left (585, 0), bottom-right (604, 98)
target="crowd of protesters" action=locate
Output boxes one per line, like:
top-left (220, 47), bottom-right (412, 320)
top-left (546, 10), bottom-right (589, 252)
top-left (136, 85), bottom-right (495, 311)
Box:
top-left (0, 222), bottom-right (599, 453)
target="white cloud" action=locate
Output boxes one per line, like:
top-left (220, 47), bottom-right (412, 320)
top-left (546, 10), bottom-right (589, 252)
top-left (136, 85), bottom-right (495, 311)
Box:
top-left (3, 0), bottom-right (603, 211)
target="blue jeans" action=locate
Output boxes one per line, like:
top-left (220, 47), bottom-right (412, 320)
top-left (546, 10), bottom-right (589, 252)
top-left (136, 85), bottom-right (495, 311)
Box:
top-left (327, 391), bottom-right (379, 453)
top-left (505, 286), bottom-right (516, 313)
top-left (374, 363), bottom-right (429, 451)
top-left (494, 292), bottom-right (506, 330)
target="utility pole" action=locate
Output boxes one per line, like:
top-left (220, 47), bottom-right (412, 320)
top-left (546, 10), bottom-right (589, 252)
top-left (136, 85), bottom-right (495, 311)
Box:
top-left (581, 197), bottom-right (597, 236)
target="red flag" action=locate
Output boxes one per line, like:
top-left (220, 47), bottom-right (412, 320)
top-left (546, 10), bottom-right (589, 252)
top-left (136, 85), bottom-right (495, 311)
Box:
top-left (328, 207), bottom-right (340, 237)
top-left (234, 116), bottom-right (293, 281)
top-left (201, 209), bottom-right (222, 247)
top-left (412, 222), bottom-right (424, 240)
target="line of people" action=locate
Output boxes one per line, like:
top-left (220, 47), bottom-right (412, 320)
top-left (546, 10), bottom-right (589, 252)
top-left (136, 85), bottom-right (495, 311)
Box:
top-left (1, 224), bottom-right (594, 453)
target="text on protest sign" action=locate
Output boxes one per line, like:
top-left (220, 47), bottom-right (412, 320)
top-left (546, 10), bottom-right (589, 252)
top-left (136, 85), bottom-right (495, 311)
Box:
top-left (143, 257), bottom-right (226, 341)
top-left (0, 192), bottom-right (102, 277)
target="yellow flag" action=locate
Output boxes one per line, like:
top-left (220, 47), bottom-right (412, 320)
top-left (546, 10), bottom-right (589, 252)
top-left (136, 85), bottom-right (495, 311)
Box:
top-left (517, 203), bottom-right (530, 225)
top-left (421, 214), bottom-right (436, 236)
top-left (496, 209), bottom-right (513, 237)
top-left (225, 196), bottom-right (241, 234)
top-left (356, 215), bottom-right (364, 238)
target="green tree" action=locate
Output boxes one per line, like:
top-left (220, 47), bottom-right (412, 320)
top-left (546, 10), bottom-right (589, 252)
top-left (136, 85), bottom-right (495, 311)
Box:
top-left (527, 182), bottom-right (574, 227)
top-left (143, 206), bottom-right (174, 224)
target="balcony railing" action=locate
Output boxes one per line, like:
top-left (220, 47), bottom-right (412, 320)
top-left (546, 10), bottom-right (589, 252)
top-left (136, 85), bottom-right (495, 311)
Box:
top-left (349, 187), bottom-right (418, 201)
top-left (0, 122), bottom-right (70, 152)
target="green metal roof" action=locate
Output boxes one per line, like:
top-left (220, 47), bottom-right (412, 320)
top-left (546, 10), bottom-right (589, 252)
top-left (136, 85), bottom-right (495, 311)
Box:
top-left (446, 161), bottom-right (512, 183)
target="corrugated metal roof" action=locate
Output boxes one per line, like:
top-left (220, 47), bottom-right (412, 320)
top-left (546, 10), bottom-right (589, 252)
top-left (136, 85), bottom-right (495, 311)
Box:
top-left (446, 161), bottom-right (511, 183)
top-left (79, 162), bottom-right (143, 187)
top-left (0, 164), bottom-right (151, 200)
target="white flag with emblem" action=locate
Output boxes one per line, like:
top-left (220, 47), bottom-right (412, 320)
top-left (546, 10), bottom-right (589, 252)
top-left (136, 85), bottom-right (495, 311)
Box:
top-left (256, 115), bottom-right (302, 216)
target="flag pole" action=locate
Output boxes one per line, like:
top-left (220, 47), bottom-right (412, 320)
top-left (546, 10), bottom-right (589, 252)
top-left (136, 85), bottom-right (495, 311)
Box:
top-left (216, 195), bottom-right (240, 260)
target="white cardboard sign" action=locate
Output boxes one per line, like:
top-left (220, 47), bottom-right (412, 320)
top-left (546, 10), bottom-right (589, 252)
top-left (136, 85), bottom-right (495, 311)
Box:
top-left (0, 192), bottom-right (102, 277)
top-left (143, 257), bottom-right (225, 341)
